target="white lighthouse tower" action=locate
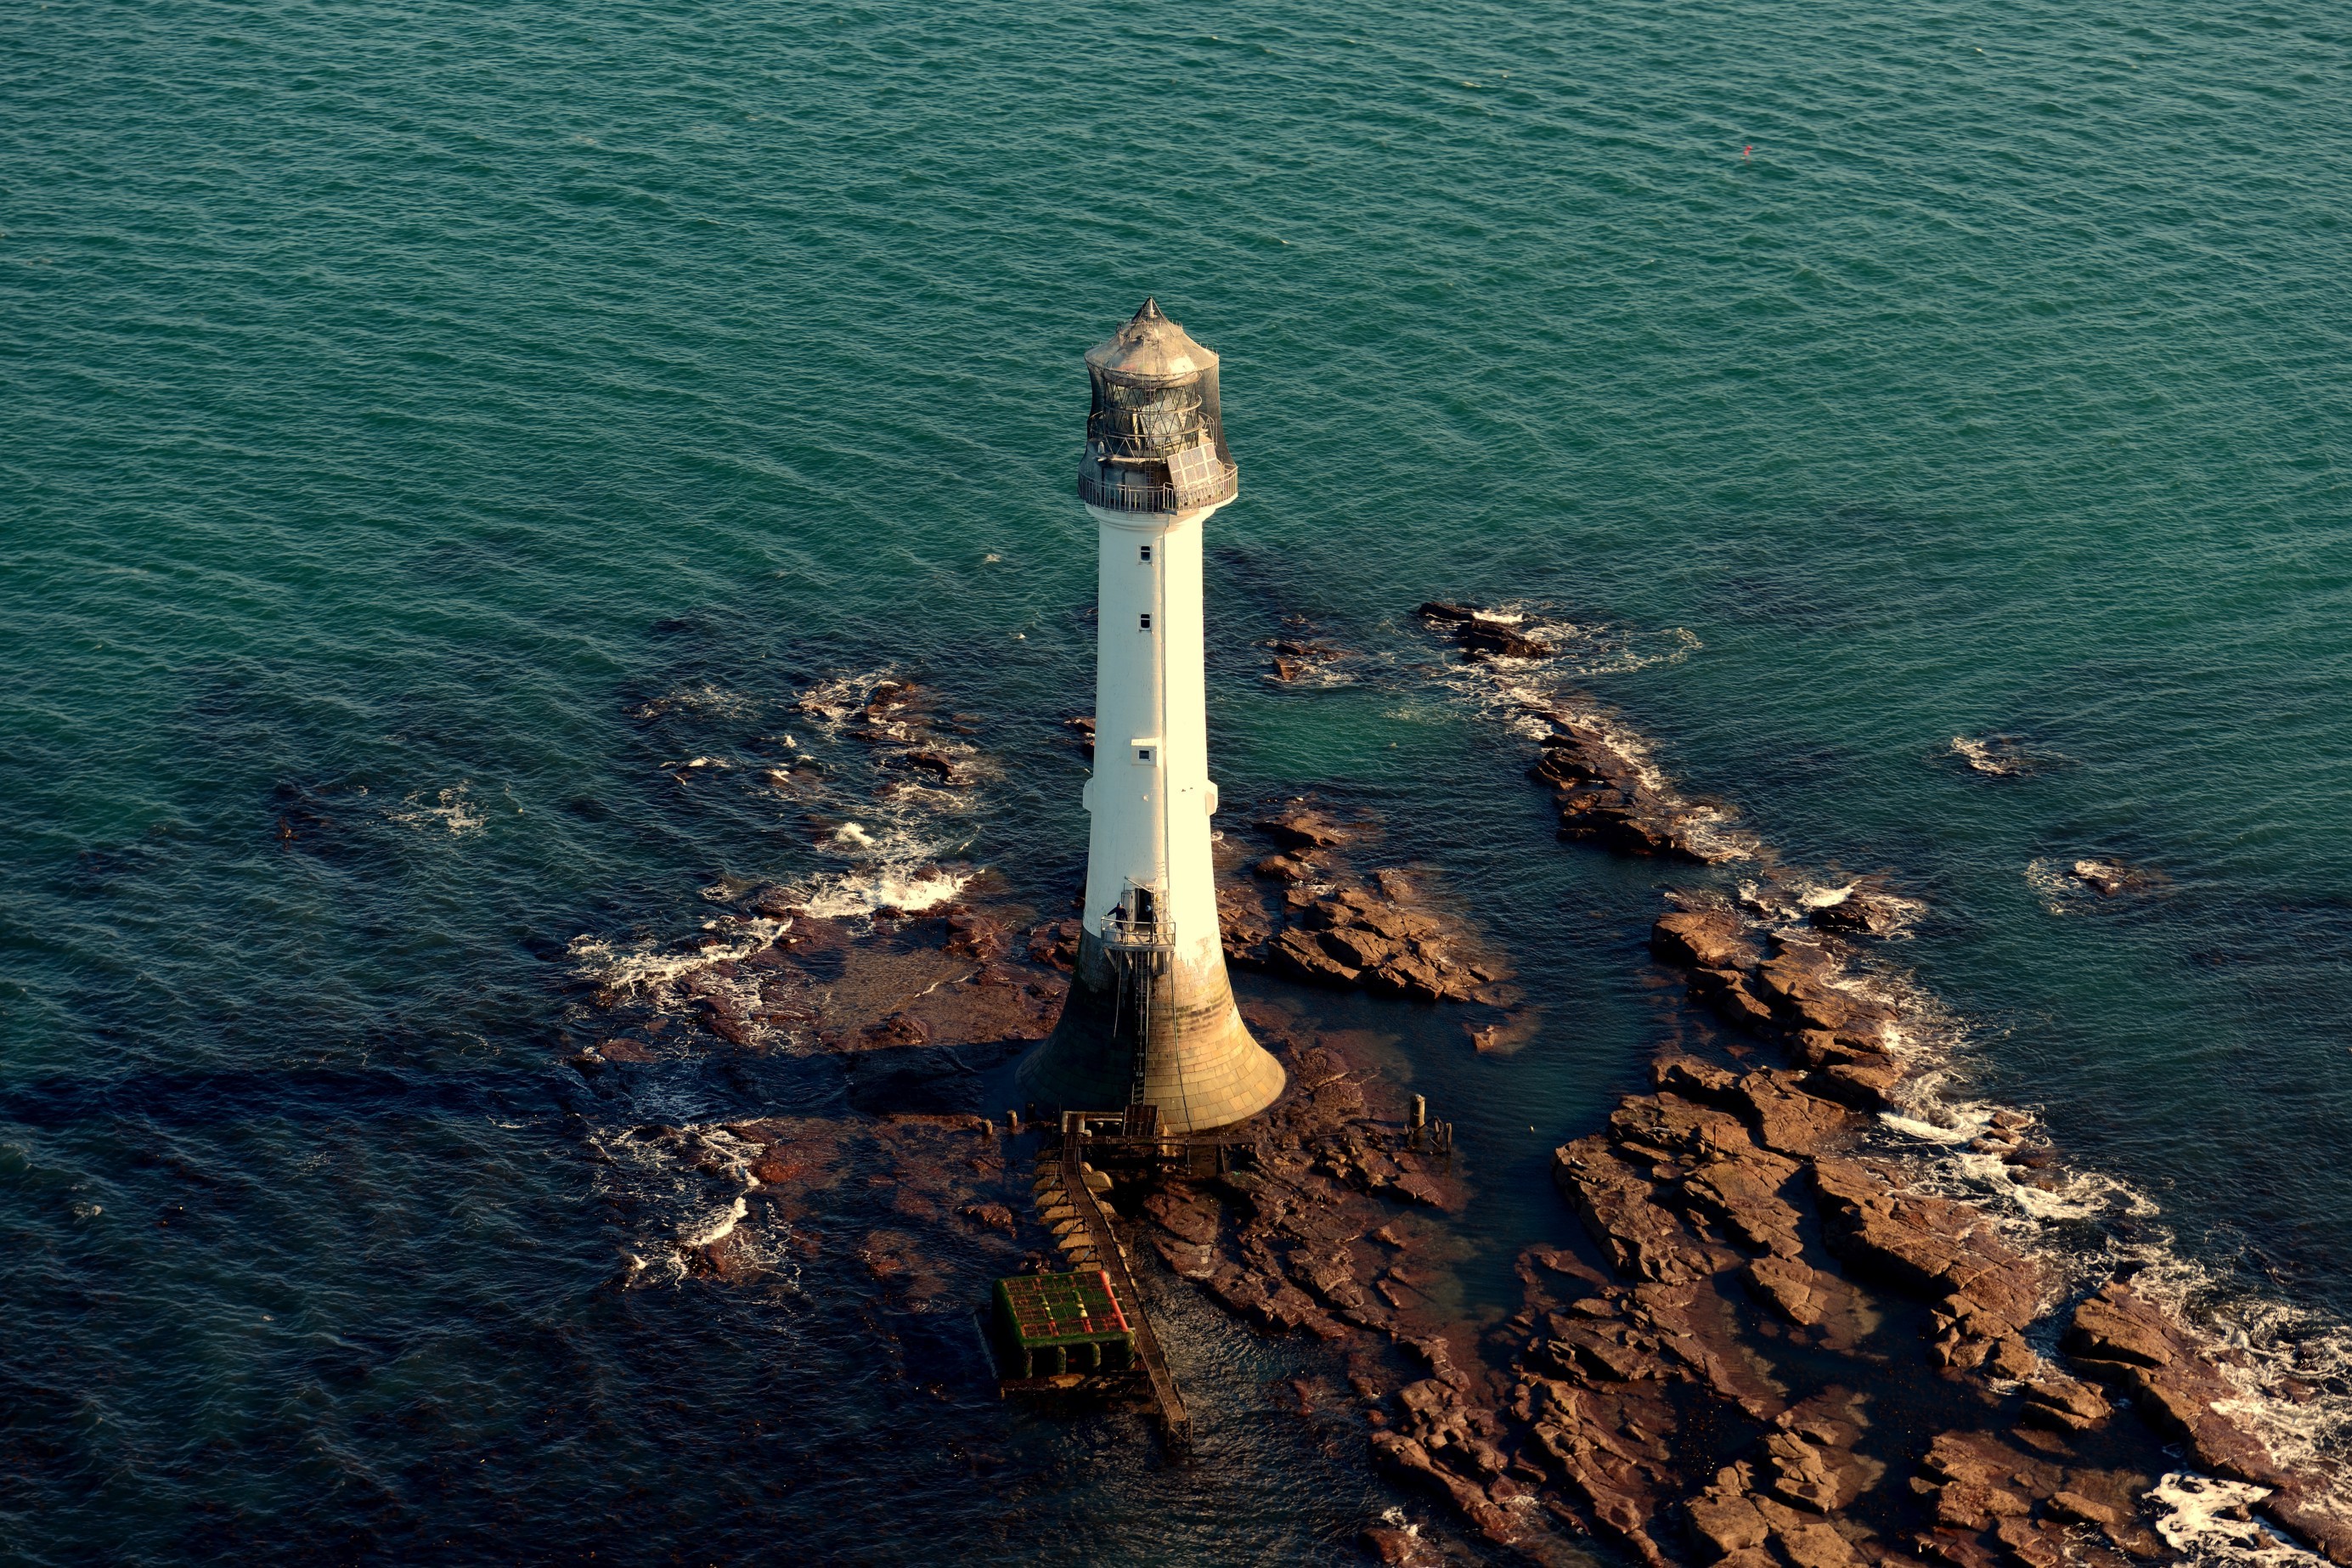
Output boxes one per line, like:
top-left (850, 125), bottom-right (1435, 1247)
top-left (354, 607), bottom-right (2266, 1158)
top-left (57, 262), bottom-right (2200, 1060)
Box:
top-left (1019, 300), bottom-right (1287, 1135)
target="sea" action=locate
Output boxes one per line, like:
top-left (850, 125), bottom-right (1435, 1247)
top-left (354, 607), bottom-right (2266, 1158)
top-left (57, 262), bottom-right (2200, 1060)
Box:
top-left (5, 0), bottom-right (2349, 1561)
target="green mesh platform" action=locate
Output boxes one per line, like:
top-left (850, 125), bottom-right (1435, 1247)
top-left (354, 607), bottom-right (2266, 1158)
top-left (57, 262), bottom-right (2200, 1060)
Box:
top-left (992, 1270), bottom-right (1135, 1378)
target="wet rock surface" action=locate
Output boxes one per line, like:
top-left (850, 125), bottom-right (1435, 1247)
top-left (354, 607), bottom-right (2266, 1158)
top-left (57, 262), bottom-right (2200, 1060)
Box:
top-left (1415, 601), bottom-right (1739, 863)
top-left (2065, 859), bottom-right (2157, 900)
top-left (1216, 802), bottom-right (1518, 1012)
top-left (1948, 734), bottom-right (2042, 779)
top-left (1418, 601), bottom-right (1554, 662)
top-left (571, 663), bottom-right (2349, 1567)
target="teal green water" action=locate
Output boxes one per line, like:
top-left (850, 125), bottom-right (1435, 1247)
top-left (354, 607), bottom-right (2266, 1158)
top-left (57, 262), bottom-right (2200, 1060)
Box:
top-left (7, 0), bottom-right (2351, 1559)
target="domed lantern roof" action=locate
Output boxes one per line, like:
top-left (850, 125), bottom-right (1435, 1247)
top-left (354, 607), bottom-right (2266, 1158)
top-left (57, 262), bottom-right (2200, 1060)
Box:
top-left (1079, 299), bottom-right (1239, 516)
top-left (1084, 297), bottom-right (1218, 384)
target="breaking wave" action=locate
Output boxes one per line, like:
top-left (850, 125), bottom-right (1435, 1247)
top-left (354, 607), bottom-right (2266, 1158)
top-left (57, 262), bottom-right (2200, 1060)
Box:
top-left (595, 1122), bottom-right (804, 1291)
top-left (2155, 1474), bottom-right (2327, 1568)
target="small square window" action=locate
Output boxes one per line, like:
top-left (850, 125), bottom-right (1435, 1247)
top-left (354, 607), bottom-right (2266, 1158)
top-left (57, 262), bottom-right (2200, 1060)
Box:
top-left (1139, 613), bottom-right (1152, 630)
top-left (1139, 544), bottom-right (1152, 562)
top-left (1136, 747), bottom-right (1154, 764)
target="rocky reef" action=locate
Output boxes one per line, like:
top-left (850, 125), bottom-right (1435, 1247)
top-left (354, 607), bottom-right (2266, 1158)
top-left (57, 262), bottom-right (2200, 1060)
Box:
top-left (1215, 801), bottom-right (1517, 1008)
top-left (1415, 602), bottom-right (1740, 863)
top-left (570, 658), bottom-right (2350, 1568)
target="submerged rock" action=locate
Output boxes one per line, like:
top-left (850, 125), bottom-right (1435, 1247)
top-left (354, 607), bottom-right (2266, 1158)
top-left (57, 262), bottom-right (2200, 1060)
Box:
top-left (1806, 884), bottom-right (1917, 939)
top-left (2067, 858), bottom-right (2147, 898)
top-left (1256, 804), bottom-right (1356, 849)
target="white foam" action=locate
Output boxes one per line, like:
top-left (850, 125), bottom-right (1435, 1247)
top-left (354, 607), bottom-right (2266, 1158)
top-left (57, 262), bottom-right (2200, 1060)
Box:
top-left (680, 1193), bottom-right (748, 1249)
top-left (592, 1123), bottom-right (802, 1291)
top-left (1424, 609), bottom-right (2352, 1537)
top-left (797, 864), bottom-right (972, 919)
top-left (792, 667), bottom-right (900, 730)
top-left (2153, 1474), bottom-right (2322, 1568)
top-left (387, 782), bottom-right (488, 837)
top-left (567, 916), bottom-right (791, 1001)
top-left (1880, 1112), bottom-right (1986, 1146)
top-left (629, 683), bottom-right (759, 723)
top-left (2124, 1256), bottom-right (2352, 1523)
top-left (2025, 855), bottom-right (2098, 914)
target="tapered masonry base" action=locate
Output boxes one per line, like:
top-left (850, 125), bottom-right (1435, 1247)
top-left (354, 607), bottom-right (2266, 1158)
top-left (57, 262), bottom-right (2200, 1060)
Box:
top-left (1020, 932), bottom-right (1286, 1136)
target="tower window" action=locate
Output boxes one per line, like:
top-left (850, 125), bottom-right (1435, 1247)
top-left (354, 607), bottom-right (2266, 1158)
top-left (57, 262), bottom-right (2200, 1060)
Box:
top-left (1136, 747), bottom-right (1154, 764)
top-left (1139, 613), bottom-right (1152, 630)
top-left (1139, 544), bottom-right (1152, 562)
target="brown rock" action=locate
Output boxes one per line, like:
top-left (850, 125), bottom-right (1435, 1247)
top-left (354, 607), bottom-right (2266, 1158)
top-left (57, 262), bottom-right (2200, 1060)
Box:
top-left (2259, 1493), bottom-right (2352, 1568)
top-left (1142, 1192), bottom-right (1218, 1246)
top-left (1680, 1146), bottom-right (1804, 1255)
top-left (1689, 1467), bottom-right (1773, 1554)
top-left (1370, 1433), bottom-right (1519, 1544)
top-left (1652, 908), bottom-right (1759, 972)
top-left (1026, 919), bottom-right (1083, 970)
top-left (1305, 888), bottom-right (1442, 940)
top-left (2062, 1284), bottom-right (2289, 1498)
top-left (1809, 887), bottom-right (1915, 938)
top-left (958, 1202), bottom-right (1015, 1233)
top-left (1746, 1255), bottom-right (1832, 1328)
top-left (1554, 1136), bottom-right (1721, 1283)
top-left (1788, 1029), bottom-right (1890, 1071)
top-left (2045, 1491), bottom-right (2119, 1528)
top-left (1688, 967), bottom-right (1780, 1032)
top-left (1934, 1482), bottom-right (2032, 1529)
top-left (1391, 1173), bottom-right (1445, 1208)
top-left (1206, 1264), bottom-right (1273, 1316)
top-left (1151, 1233), bottom-right (1218, 1278)
top-left (1814, 1060), bottom-right (1905, 1109)
top-left (1266, 928), bottom-right (1362, 986)
top-left (1654, 1056), bottom-right (1741, 1103)
top-left (942, 911), bottom-right (1004, 959)
top-left (2019, 1377), bottom-right (2108, 1432)
top-left (1983, 1334), bottom-right (2039, 1380)
top-left (860, 1012), bottom-right (929, 1047)
top-left (1922, 1431), bottom-right (2053, 1496)
top-left (1764, 1432), bottom-right (1870, 1513)
top-left (1917, 1529), bottom-right (2004, 1568)
top-left (1773, 1519), bottom-right (1865, 1568)
top-left (1610, 1094), bottom-right (1756, 1159)
top-left (1321, 925), bottom-right (1408, 971)
top-left (892, 748), bottom-right (969, 785)
top-left (1730, 1072), bottom-right (1853, 1161)
top-left (1458, 617), bottom-right (1552, 660)
top-left (1992, 1516), bottom-right (2063, 1568)
top-left (1258, 806), bottom-right (1353, 849)
top-left (1366, 955), bottom-right (1474, 1003)
top-left (1255, 853), bottom-right (1318, 883)
top-left (1753, 945), bottom-right (1895, 1037)
top-left (1811, 1159), bottom-right (2040, 1317)
top-left (2063, 1283), bottom-right (2176, 1368)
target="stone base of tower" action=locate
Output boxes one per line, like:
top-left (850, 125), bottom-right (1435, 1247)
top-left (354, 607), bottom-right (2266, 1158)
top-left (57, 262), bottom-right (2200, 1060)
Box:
top-left (1018, 933), bottom-right (1287, 1135)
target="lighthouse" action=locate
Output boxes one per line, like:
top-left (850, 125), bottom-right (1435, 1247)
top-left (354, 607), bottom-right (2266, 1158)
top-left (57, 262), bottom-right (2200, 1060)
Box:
top-left (1019, 301), bottom-right (1288, 1135)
